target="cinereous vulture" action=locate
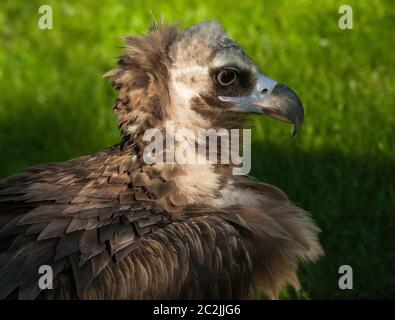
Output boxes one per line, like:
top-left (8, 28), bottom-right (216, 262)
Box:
top-left (0, 21), bottom-right (323, 299)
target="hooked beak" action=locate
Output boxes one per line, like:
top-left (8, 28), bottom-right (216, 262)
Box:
top-left (219, 74), bottom-right (304, 136)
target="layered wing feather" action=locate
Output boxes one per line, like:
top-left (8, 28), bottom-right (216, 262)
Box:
top-left (0, 146), bottom-right (322, 299)
top-left (0, 147), bottom-right (254, 299)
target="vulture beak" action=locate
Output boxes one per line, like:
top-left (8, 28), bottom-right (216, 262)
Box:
top-left (219, 74), bottom-right (304, 136)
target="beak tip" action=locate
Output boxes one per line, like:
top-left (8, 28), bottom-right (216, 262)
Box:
top-left (291, 118), bottom-right (303, 137)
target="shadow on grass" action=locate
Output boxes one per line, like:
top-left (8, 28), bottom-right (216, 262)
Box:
top-left (0, 111), bottom-right (394, 299)
top-left (251, 142), bottom-right (395, 299)
top-left (0, 100), bottom-right (119, 179)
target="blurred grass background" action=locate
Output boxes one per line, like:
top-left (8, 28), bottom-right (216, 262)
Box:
top-left (0, 0), bottom-right (394, 299)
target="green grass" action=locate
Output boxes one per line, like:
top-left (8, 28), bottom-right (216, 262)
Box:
top-left (0, 0), bottom-right (394, 299)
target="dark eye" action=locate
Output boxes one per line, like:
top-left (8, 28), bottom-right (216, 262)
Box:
top-left (216, 68), bottom-right (239, 86)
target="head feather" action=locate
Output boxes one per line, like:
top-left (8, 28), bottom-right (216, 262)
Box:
top-left (105, 20), bottom-right (178, 138)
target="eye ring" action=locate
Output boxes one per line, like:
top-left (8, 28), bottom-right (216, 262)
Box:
top-left (216, 68), bottom-right (239, 86)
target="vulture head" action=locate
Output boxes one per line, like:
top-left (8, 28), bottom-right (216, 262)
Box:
top-left (107, 20), bottom-right (304, 140)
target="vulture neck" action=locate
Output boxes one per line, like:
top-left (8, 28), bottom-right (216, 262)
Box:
top-left (118, 101), bottom-right (235, 210)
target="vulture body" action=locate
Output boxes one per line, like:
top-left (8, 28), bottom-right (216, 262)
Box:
top-left (0, 21), bottom-right (322, 299)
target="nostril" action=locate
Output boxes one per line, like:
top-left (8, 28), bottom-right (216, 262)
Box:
top-left (261, 88), bottom-right (268, 94)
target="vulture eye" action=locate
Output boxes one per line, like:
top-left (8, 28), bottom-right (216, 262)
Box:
top-left (216, 68), bottom-right (239, 86)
